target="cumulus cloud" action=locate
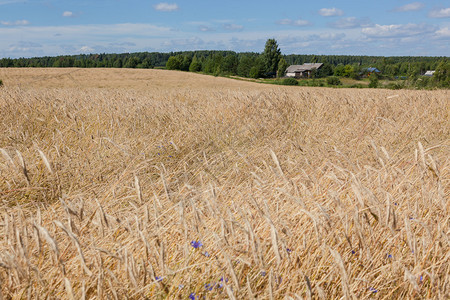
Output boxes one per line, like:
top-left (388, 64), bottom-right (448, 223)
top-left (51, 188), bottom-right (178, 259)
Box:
top-left (223, 23), bottom-right (244, 31)
top-left (318, 8), bottom-right (344, 17)
top-left (393, 2), bottom-right (424, 12)
top-left (329, 17), bottom-right (372, 29)
top-left (154, 3), bottom-right (179, 12)
top-left (362, 23), bottom-right (436, 38)
top-left (435, 27), bottom-right (450, 38)
top-left (1, 19), bottom-right (29, 26)
top-left (62, 11), bottom-right (74, 17)
top-left (277, 18), bottom-right (312, 26)
top-left (78, 45), bottom-right (94, 53)
top-left (428, 8), bottom-right (450, 18)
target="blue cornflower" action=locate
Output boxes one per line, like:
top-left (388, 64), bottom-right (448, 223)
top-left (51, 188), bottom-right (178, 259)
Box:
top-left (190, 240), bottom-right (203, 249)
top-left (420, 275), bottom-right (423, 282)
top-left (394, 203), bottom-right (398, 206)
top-left (286, 248), bottom-right (293, 254)
top-left (155, 276), bottom-right (163, 282)
top-left (219, 277), bottom-right (229, 284)
top-left (178, 285), bottom-right (184, 290)
top-left (369, 287), bottom-right (378, 293)
top-left (351, 250), bottom-right (356, 255)
top-left (188, 293), bottom-right (196, 300)
top-left (205, 283), bottom-right (214, 291)
top-left (260, 271), bottom-right (267, 276)
top-left (387, 254), bottom-right (393, 259)
top-left (202, 251), bottom-right (210, 257)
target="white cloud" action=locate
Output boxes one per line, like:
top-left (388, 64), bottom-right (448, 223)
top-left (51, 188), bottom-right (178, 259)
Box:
top-left (330, 17), bottom-right (372, 29)
top-left (309, 33), bottom-right (346, 40)
top-left (362, 23), bottom-right (436, 38)
top-left (154, 3), bottom-right (179, 12)
top-left (199, 25), bottom-right (215, 32)
top-left (78, 46), bottom-right (94, 53)
top-left (1, 19), bottom-right (29, 26)
top-left (435, 27), bottom-right (450, 38)
top-left (7, 41), bottom-right (41, 54)
top-left (161, 37), bottom-right (205, 49)
top-left (0, 23), bottom-right (173, 49)
top-left (9, 41), bottom-right (41, 51)
top-left (62, 11), bottom-right (74, 17)
top-left (223, 23), bottom-right (244, 31)
top-left (393, 2), bottom-right (424, 12)
top-left (318, 8), bottom-right (344, 17)
top-left (0, 20), bottom-right (448, 57)
top-left (428, 8), bottom-right (450, 18)
top-left (277, 18), bottom-right (312, 27)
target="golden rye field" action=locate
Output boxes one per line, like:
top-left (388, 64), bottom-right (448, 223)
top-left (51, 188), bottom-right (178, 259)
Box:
top-left (0, 68), bottom-right (449, 299)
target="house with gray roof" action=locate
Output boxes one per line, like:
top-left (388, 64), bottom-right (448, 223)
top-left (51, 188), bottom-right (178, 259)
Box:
top-left (285, 63), bottom-right (323, 78)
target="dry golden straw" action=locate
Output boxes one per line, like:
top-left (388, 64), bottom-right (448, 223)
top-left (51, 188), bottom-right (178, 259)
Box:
top-left (0, 68), bottom-right (449, 299)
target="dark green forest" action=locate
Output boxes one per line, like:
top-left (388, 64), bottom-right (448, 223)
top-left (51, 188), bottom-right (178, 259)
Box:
top-left (1, 39), bottom-right (449, 88)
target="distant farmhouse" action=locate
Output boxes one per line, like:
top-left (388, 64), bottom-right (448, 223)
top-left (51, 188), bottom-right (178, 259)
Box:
top-left (423, 70), bottom-right (435, 77)
top-left (285, 63), bottom-right (323, 78)
top-left (364, 67), bottom-right (381, 76)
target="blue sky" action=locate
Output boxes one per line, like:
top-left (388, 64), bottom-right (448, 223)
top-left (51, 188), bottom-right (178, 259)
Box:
top-left (0, 0), bottom-right (449, 58)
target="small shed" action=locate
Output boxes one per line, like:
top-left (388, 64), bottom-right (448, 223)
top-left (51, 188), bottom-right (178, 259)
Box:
top-left (286, 63), bottom-right (323, 78)
top-left (423, 70), bottom-right (435, 77)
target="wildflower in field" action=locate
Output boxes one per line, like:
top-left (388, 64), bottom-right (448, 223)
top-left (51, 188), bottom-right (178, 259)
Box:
top-left (178, 285), bottom-right (184, 289)
top-left (387, 254), bottom-right (393, 259)
top-left (369, 287), bottom-right (378, 293)
top-left (190, 240), bottom-right (203, 248)
top-left (205, 283), bottom-right (214, 291)
top-left (188, 292), bottom-right (196, 300)
top-left (202, 251), bottom-right (210, 257)
top-left (155, 276), bottom-right (163, 282)
top-left (286, 248), bottom-right (292, 254)
top-left (351, 250), bottom-right (356, 255)
top-left (260, 271), bottom-right (267, 276)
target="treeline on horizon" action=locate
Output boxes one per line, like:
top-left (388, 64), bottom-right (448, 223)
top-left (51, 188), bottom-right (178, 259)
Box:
top-left (1, 41), bottom-right (449, 88)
